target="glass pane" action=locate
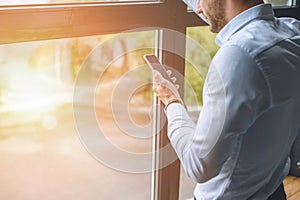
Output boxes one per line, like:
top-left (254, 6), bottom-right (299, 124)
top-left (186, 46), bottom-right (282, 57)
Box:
top-left (0, 31), bottom-right (155, 199)
top-left (264, 0), bottom-right (295, 6)
top-left (0, 0), bottom-right (159, 6)
top-left (180, 26), bottom-right (219, 200)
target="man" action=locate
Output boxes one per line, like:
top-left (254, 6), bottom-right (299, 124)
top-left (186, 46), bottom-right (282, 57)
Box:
top-left (153, 0), bottom-right (300, 199)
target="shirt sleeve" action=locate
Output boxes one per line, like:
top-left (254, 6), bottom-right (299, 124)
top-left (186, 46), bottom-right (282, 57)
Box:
top-left (166, 45), bottom-right (271, 183)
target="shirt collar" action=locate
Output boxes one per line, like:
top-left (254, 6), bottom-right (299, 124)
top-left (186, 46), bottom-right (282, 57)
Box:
top-left (215, 4), bottom-right (275, 47)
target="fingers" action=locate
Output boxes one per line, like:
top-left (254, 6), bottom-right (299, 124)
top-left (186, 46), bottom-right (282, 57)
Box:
top-left (166, 70), bottom-right (178, 84)
top-left (152, 83), bottom-right (162, 95)
top-left (166, 70), bottom-right (172, 76)
top-left (152, 70), bottom-right (160, 79)
top-left (153, 70), bottom-right (163, 85)
top-left (153, 70), bottom-right (180, 90)
top-left (171, 77), bottom-right (176, 83)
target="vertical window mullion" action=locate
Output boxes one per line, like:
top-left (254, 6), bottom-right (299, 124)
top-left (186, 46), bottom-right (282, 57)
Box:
top-left (152, 26), bottom-right (187, 200)
top-left (151, 1), bottom-right (192, 199)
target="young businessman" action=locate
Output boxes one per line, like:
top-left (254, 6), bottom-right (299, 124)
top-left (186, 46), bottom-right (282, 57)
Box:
top-left (153, 0), bottom-right (300, 199)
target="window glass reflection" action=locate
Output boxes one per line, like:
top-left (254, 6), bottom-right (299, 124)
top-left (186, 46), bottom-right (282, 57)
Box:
top-left (0, 31), bottom-right (155, 199)
top-left (0, 0), bottom-right (158, 6)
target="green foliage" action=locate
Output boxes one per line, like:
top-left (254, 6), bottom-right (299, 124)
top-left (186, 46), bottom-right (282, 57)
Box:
top-left (68, 27), bottom-right (219, 106)
top-left (187, 27), bottom-right (219, 58)
top-left (184, 64), bottom-right (205, 105)
top-left (184, 26), bottom-right (219, 106)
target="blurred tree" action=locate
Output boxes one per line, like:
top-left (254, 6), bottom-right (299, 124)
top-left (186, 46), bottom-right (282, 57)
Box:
top-left (185, 26), bottom-right (219, 106)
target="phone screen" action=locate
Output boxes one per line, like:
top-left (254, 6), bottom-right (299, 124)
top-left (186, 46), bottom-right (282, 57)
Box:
top-left (143, 54), bottom-right (172, 82)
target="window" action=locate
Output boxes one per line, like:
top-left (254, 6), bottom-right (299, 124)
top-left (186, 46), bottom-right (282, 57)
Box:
top-left (0, 1), bottom-right (191, 200)
top-left (0, 31), bottom-right (156, 199)
top-left (273, 0), bottom-right (300, 18)
top-left (265, 0), bottom-right (296, 7)
top-left (0, 0), bottom-right (158, 6)
top-left (0, 1), bottom-right (299, 200)
top-left (180, 26), bottom-right (218, 199)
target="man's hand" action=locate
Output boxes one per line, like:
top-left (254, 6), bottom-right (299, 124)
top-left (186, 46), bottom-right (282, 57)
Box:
top-left (152, 70), bottom-right (183, 108)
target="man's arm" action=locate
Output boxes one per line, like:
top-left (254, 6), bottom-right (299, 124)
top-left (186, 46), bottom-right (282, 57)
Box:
top-left (166, 45), bottom-right (272, 183)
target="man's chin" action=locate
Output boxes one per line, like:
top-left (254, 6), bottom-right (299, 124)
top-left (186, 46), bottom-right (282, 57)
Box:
top-left (209, 25), bottom-right (219, 33)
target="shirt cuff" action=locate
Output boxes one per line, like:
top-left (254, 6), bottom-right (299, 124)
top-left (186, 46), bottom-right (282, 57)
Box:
top-left (166, 103), bottom-right (186, 118)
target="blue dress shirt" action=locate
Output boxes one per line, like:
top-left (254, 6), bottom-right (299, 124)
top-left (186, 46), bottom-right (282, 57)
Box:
top-left (167, 4), bottom-right (300, 200)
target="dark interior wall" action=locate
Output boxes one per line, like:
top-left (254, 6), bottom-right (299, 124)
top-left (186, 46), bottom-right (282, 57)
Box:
top-left (275, 7), bottom-right (300, 19)
top-left (274, 0), bottom-right (300, 19)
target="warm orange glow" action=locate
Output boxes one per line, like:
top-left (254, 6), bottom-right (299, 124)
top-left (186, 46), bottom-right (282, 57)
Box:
top-left (0, 74), bottom-right (72, 114)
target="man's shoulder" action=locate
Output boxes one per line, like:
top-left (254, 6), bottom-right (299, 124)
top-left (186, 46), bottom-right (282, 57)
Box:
top-left (223, 17), bottom-right (300, 57)
top-left (279, 17), bottom-right (300, 30)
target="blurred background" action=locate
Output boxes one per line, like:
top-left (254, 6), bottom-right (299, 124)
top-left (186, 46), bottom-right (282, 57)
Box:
top-left (0, 0), bottom-right (292, 199)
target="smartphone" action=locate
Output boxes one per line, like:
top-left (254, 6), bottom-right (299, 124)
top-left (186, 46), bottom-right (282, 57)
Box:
top-left (143, 54), bottom-right (172, 82)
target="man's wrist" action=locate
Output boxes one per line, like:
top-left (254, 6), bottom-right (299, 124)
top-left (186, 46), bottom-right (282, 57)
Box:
top-left (164, 98), bottom-right (186, 112)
